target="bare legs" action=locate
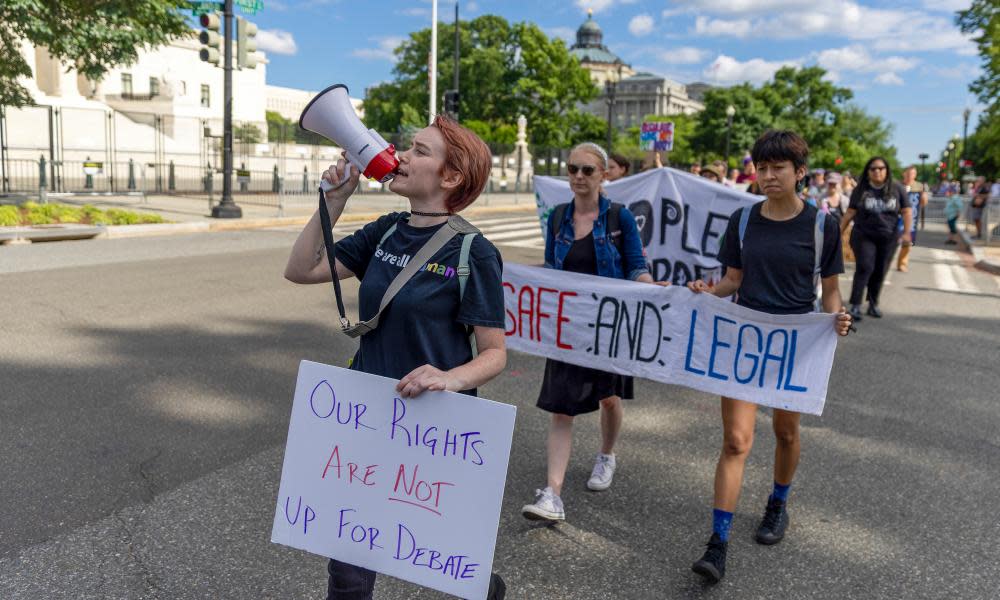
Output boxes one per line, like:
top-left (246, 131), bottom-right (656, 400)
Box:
top-left (546, 396), bottom-right (623, 495)
top-left (712, 397), bottom-right (801, 512)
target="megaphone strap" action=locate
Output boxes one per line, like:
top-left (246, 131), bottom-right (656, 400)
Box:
top-left (317, 189), bottom-right (350, 329)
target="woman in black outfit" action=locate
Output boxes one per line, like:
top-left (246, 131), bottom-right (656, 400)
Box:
top-left (840, 156), bottom-right (912, 320)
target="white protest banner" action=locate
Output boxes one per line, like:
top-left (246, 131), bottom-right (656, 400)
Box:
top-left (271, 361), bottom-right (516, 600)
top-left (534, 168), bottom-right (759, 284)
top-left (502, 263), bottom-right (838, 415)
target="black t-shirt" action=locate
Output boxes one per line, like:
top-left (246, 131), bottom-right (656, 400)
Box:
top-left (718, 202), bottom-right (844, 315)
top-left (334, 212), bottom-right (505, 394)
top-left (849, 182), bottom-right (911, 237)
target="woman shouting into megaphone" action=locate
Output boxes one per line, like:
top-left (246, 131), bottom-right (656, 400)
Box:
top-left (284, 116), bottom-right (508, 600)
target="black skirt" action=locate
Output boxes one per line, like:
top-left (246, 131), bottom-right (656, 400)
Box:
top-left (536, 359), bottom-right (634, 416)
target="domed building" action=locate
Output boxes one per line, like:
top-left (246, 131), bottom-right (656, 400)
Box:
top-left (569, 10), bottom-right (635, 87)
top-left (570, 10), bottom-right (705, 130)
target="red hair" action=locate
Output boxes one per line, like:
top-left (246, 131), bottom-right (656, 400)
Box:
top-left (432, 115), bottom-right (492, 213)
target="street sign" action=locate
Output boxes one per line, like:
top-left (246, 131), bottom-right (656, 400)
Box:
top-left (235, 0), bottom-right (263, 14)
top-left (237, 169), bottom-right (251, 183)
top-left (189, 1), bottom-right (223, 16)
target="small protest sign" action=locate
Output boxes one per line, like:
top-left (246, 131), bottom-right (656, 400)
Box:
top-left (640, 121), bottom-right (674, 152)
top-left (272, 362), bottom-right (516, 600)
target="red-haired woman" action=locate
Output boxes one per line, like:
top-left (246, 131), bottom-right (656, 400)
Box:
top-left (285, 116), bottom-right (507, 600)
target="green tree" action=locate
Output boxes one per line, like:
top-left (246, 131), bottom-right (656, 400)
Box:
top-left (957, 0), bottom-right (1000, 178)
top-left (362, 15), bottom-right (599, 151)
top-left (691, 83), bottom-right (773, 165)
top-left (692, 66), bottom-right (895, 173)
top-left (266, 111), bottom-right (295, 143)
top-left (234, 122), bottom-right (262, 144)
top-left (0, 0), bottom-right (190, 107)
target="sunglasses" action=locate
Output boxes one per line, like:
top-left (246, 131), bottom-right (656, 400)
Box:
top-left (567, 164), bottom-right (597, 176)
top-left (869, 166), bottom-right (887, 172)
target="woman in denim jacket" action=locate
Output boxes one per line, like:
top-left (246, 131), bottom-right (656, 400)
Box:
top-left (522, 142), bottom-right (666, 523)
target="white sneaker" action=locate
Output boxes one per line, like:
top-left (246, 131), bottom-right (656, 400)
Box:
top-left (521, 486), bottom-right (565, 522)
top-left (587, 453), bottom-right (616, 491)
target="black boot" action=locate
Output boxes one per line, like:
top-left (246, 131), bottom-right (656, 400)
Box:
top-left (866, 304), bottom-right (883, 318)
top-left (755, 496), bottom-right (790, 545)
top-left (692, 533), bottom-right (728, 583)
top-left (486, 572), bottom-right (506, 599)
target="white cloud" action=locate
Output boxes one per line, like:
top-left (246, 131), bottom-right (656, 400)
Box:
top-left (351, 36), bottom-right (405, 63)
top-left (545, 27), bottom-right (576, 43)
top-left (256, 30), bottom-right (297, 55)
top-left (629, 14), bottom-right (655, 37)
top-left (658, 47), bottom-right (710, 65)
top-left (703, 54), bottom-right (800, 84)
top-left (922, 0), bottom-right (968, 11)
top-left (694, 16), bottom-right (752, 38)
top-left (576, 0), bottom-right (614, 14)
top-left (675, 0), bottom-right (975, 56)
top-left (816, 45), bottom-right (919, 80)
top-left (875, 72), bottom-right (904, 85)
top-left (466, 1), bottom-right (479, 11)
top-left (398, 7), bottom-right (429, 17)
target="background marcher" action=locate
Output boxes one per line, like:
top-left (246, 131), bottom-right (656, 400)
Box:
top-left (840, 156), bottom-right (912, 321)
top-left (896, 166), bottom-right (928, 272)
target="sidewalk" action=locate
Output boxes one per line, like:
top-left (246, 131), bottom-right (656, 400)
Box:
top-left (1, 190), bottom-right (539, 243)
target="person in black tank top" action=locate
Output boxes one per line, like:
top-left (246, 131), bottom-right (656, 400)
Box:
top-left (686, 131), bottom-right (854, 584)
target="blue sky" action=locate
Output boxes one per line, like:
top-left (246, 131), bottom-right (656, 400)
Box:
top-left (246, 0), bottom-right (983, 166)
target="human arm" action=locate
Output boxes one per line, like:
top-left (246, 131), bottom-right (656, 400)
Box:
top-left (840, 208), bottom-right (857, 234)
top-left (543, 208), bottom-right (558, 268)
top-left (284, 159), bottom-right (361, 283)
top-left (618, 206), bottom-right (651, 281)
top-left (821, 275), bottom-right (852, 336)
top-left (395, 327), bottom-right (507, 398)
top-left (687, 266), bottom-right (742, 298)
top-left (900, 207), bottom-right (913, 245)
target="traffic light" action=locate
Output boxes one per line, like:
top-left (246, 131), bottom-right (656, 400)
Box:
top-left (198, 13), bottom-right (222, 65)
top-left (237, 17), bottom-right (258, 69)
top-left (443, 90), bottom-right (459, 117)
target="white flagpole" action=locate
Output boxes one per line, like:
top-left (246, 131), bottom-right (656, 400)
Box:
top-left (429, 0), bottom-right (438, 124)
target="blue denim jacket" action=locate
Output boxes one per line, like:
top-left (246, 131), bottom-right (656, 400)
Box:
top-left (544, 195), bottom-right (649, 281)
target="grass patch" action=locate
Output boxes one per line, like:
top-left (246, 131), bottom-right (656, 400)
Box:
top-left (2, 203), bottom-right (167, 226)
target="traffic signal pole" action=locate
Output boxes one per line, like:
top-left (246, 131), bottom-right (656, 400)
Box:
top-left (213, 0), bottom-right (242, 218)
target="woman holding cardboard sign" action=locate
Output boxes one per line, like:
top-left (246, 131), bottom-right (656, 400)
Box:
top-left (284, 115), bottom-right (507, 599)
top-left (686, 130), bottom-right (852, 584)
top-left (521, 142), bottom-right (667, 524)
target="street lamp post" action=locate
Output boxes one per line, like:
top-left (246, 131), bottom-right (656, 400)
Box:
top-left (961, 108), bottom-right (971, 179)
top-left (725, 104), bottom-right (736, 166)
top-left (605, 66), bottom-right (623, 152)
top-left (947, 141), bottom-right (956, 182)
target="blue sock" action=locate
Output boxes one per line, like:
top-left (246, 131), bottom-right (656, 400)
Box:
top-left (712, 509), bottom-right (733, 542)
top-left (772, 481), bottom-right (791, 503)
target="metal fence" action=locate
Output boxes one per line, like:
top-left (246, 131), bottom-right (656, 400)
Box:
top-left (922, 195), bottom-right (998, 246)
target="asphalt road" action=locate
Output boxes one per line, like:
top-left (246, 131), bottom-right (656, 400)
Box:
top-left (1, 221), bottom-right (999, 599)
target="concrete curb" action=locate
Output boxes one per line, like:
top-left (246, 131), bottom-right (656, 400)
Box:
top-left (960, 231), bottom-right (1000, 275)
top-left (2, 203), bottom-right (537, 244)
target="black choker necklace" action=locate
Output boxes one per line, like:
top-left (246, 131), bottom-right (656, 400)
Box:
top-left (410, 210), bottom-right (451, 217)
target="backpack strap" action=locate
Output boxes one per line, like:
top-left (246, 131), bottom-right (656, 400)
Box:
top-left (813, 208), bottom-right (826, 312)
top-left (551, 202), bottom-right (569, 237)
top-left (738, 205), bottom-right (752, 250)
top-left (607, 202), bottom-right (624, 255)
top-left (458, 231), bottom-right (477, 301)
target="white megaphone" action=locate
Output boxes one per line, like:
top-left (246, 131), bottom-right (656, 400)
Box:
top-left (299, 84), bottom-right (398, 191)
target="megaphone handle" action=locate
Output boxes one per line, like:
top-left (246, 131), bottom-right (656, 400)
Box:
top-left (316, 187), bottom-right (350, 328)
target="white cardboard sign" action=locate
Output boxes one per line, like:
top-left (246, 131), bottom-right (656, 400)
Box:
top-left (271, 361), bottom-right (517, 599)
top-left (503, 263), bottom-right (838, 415)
